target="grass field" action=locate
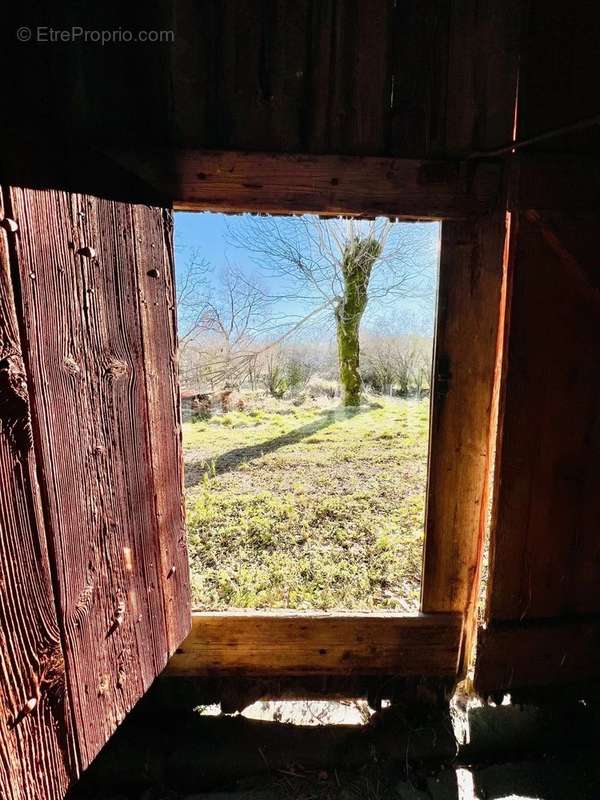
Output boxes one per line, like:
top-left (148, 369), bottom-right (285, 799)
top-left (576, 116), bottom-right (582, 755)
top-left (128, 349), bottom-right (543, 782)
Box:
top-left (183, 396), bottom-right (430, 611)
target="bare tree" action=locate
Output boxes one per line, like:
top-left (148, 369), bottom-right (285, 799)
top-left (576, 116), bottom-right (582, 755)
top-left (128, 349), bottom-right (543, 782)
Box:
top-left (176, 248), bottom-right (278, 389)
top-left (228, 216), bottom-right (435, 406)
top-left (176, 248), bottom-right (212, 355)
top-left (410, 342), bottom-right (432, 398)
top-left (190, 262), bottom-right (273, 387)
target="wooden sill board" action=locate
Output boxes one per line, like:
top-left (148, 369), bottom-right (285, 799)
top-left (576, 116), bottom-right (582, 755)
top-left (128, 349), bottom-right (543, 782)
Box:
top-left (165, 611), bottom-right (463, 677)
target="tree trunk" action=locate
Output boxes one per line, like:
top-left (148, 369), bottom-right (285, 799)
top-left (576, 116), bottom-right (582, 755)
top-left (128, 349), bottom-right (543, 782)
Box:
top-left (336, 303), bottom-right (363, 406)
top-left (336, 237), bottom-right (382, 406)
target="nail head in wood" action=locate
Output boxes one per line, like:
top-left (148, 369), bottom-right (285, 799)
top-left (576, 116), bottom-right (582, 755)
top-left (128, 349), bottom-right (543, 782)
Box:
top-left (24, 698), bottom-right (37, 714)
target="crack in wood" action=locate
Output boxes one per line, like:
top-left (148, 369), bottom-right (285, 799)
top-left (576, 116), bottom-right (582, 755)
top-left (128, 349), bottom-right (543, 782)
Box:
top-left (0, 352), bottom-right (33, 454)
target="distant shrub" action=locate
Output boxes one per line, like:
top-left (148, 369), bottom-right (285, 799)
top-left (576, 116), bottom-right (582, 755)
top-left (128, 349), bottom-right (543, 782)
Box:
top-left (285, 358), bottom-right (313, 397)
top-left (263, 364), bottom-right (288, 398)
top-left (307, 377), bottom-right (338, 399)
top-left (191, 394), bottom-right (212, 421)
top-left (360, 365), bottom-right (390, 394)
top-left (192, 409), bottom-right (211, 423)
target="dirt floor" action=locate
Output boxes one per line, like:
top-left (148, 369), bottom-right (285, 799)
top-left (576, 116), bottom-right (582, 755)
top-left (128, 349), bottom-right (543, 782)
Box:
top-left (67, 687), bottom-right (600, 800)
top-left (184, 396), bottom-right (429, 611)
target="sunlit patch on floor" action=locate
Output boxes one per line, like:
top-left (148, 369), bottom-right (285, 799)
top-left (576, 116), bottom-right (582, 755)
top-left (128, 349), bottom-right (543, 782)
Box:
top-left (242, 699), bottom-right (375, 725)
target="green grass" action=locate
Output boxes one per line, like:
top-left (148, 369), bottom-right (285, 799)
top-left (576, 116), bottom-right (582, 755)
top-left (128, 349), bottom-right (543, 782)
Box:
top-left (183, 397), bottom-right (429, 611)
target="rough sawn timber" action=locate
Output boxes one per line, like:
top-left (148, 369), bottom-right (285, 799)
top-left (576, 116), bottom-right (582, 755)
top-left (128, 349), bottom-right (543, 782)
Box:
top-left (6, 187), bottom-right (190, 771)
top-left (0, 191), bottom-right (76, 799)
top-left (475, 617), bottom-right (600, 696)
top-left (422, 215), bottom-right (508, 618)
top-left (107, 149), bottom-right (502, 220)
top-left (166, 612), bottom-right (463, 677)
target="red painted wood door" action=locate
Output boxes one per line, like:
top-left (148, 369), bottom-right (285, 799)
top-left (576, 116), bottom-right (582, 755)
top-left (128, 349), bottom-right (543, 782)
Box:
top-left (0, 187), bottom-right (190, 799)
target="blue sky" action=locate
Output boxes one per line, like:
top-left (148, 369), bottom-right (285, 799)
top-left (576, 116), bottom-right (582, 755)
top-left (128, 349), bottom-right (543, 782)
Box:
top-left (174, 212), bottom-right (440, 339)
top-left (175, 211), bottom-right (234, 272)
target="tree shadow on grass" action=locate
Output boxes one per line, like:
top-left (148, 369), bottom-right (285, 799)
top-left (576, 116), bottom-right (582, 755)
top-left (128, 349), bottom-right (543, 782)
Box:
top-left (184, 405), bottom-right (373, 488)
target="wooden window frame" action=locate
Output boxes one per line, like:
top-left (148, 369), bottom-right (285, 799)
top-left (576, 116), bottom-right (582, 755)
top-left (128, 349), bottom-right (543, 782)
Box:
top-left (124, 149), bottom-right (508, 682)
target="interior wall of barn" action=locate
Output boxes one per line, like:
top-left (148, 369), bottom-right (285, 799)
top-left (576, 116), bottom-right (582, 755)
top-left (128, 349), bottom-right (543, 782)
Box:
top-left (0, 0), bottom-right (522, 199)
top-left (1, 0), bottom-right (598, 693)
top-left (474, 0), bottom-right (600, 696)
top-left (1, 2), bottom-right (600, 798)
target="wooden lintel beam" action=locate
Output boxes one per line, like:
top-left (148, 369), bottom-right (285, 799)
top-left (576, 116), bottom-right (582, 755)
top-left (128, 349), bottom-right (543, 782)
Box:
top-left (475, 617), bottom-right (600, 696)
top-left (165, 612), bottom-right (463, 677)
top-left (106, 149), bottom-right (502, 220)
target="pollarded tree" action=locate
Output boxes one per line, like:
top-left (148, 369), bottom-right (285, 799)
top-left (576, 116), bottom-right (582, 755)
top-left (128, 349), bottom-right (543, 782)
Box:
top-left (228, 216), bottom-right (435, 407)
top-left (335, 235), bottom-right (382, 405)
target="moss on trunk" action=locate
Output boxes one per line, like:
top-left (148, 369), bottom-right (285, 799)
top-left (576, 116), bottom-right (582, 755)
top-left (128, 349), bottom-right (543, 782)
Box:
top-left (336, 236), bottom-right (382, 406)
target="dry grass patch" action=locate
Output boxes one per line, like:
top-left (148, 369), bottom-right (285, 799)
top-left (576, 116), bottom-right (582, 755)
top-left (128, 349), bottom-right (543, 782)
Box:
top-left (183, 396), bottom-right (429, 611)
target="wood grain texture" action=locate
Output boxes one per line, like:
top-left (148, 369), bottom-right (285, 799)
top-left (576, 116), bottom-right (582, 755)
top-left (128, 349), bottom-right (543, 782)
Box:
top-left (444, 0), bottom-right (522, 154)
top-left (389, 0), bottom-right (450, 157)
top-left (422, 214), bottom-right (508, 616)
top-left (172, 0), bottom-right (311, 152)
top-left (132, 206), bottom-right (190, 652)
top-left (166, 612), bottom-right (463, 677)
top-left (324, 0), bottom-right (393, 155)
top-left (516, 0), bottom-right (600, 155)
top-left (515, 154), bottom-right (600, 213)
top-left (0, 190), bottom-right (76, 799)
top-left (485, 213), bottom-right (600, 621)
top-left (7, 188), bottom-right (190, 770)
top-left (474, 4), bottom-right (600, 693)
top-left (108, 149), bottom-right (501, 220)
top-left (1, 0), bottom-right (525, 201)
top-left (474, 617), bottom-right (600, 696)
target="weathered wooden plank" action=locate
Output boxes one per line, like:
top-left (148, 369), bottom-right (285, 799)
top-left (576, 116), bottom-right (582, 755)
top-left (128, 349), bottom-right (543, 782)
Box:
top-left (203, 0), bottom-right (268, 150)
top-left (474, 1), bottom-right (600, 695)
top-left (514, 154), bottom-right (600, 212)
top-left (422, 214), bottom-right (508, 616)
top-left (166, 612), bottom-right (463, 677)
top-left (7, 188), bottom-right (190, 769)
top-left (254, 0), bottom-right (312, 152)
top-left (302, 0), bottom-right (336, 153)
top-left (173, 0), bottom-right (312, 152)
top-left (485, 213), bottom-right (600, 621)
top-left (170, 0), bottom-right (216, 147)
top-left (474, 617), bottom-right (600, 696)
top-left (444, 0), bottom-right (522, 155)
top-left (389, 0), bottom-right (450, 157)
top-left (108, 149), bottom-right (501, 219)
top-left (0, 192), bottom-right (76, 798)
top-left (326, 0), bottom-right (393, 155)
top-left (132, 206), bottom-right (190, 652)
top-left (516, 0), bottom-right (600, 155)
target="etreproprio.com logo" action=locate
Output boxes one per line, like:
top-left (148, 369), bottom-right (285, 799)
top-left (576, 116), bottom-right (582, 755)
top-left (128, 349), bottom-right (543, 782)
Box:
top-left (16, 26), bottom-right (175, 44)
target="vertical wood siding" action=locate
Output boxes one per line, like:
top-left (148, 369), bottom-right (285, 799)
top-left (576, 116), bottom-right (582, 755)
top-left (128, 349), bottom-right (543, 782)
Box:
top-left (0, 187), bottom-right (190, 791)
top-left (486, 213), bottom-right (600, 622)
top-left (0, 191), bottom-right (75, 799)
top-left (2, 0), bottom-right (523, 175)
top-left (475, 0), bottom-right (600, 694)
